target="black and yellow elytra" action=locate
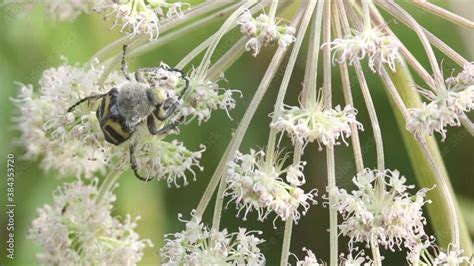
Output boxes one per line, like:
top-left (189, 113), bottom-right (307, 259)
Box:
top-left (96, 88), bottom-right (132, 145)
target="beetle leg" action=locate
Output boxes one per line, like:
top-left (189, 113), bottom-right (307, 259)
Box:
top-left (152, 99), bottom-right (179, 121)
top-left (147, 114), bottom-right (161, 135)
top-left (161, 66), bottom-right (190, 99)
top-left (121, 45), bottom-right (132, 81)
top-left (129, 142), bottom-right (152, 182)
top-left (148, 115), bottom-right (179, 135)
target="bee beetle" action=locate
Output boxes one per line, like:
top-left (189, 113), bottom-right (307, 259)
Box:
top-left (67, 45), bottom-right (189, 181)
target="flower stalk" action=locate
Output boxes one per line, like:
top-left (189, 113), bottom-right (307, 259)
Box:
top-left (195, 3), bottom-right (305, 218)
top-left (95, 166), bottom-right (124, 205)
top-left (383, 62), bottom-right (472, 254)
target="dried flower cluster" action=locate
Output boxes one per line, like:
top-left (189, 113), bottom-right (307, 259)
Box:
top-left (225, 149), bottom-right (317, 224)
top-left (160, 212), bottom-right (265, 265)
top-left (28, 179), bottom-right (152, 264)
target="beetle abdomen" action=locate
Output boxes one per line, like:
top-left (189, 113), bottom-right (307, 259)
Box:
top-left (96, 88), bottom-right (132, 145)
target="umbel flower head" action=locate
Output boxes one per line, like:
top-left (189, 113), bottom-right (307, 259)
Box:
top-left (408, 241), bottom-right (471, 266)
top-left (177, 70), bottom-right (240, 124)
top-left (271, 91), bottom-right (363, 150)
top-left (160, 211), bottom-right (265, 265)
top-left (433, 243), bottom-right (471, 266)
top-left (12, 62), bottom-right (120, 178)
top-left (293, 248), bottom-right (324, 266)
top-left (339, 248), bottom-right (373, 266)
top-left (407, 63), bottom-right (474, 141)
top-left (129, 129), bottom-right (205, 187)
top-left (225, 149), bottom-right (317, 224)
top-left (335, 169), bottom-right (431, 252)
top-left (238, 9), bottom-right (296, 56)
top-left (12, 62), bottom-right (211, 185)
top-left (28, 179), bottom-right (152, 265)
top-left (327, 24), bottom-right (402, 73)
top-left (95, 0), bottom-right (190, 40)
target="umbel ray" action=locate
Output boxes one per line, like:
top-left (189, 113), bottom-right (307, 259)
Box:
top-left (67, 45), bottom-right (190, 181)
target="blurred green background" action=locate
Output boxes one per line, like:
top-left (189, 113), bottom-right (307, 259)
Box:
top-left (0, 1), bottom-right (473, 265)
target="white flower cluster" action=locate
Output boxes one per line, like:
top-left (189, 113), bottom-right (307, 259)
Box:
top-left (13, 63), bottom-right (205, 186)
top-left (12, 63), bottom-right (118, 178)
top-left (405, 237), bottom-right (433, 265)
top-left (335, 169), bottom-right (431, 253)
top-left (294, 248), bottom-right (323, 266)
top-left (150, 63), bottom-right (185, 92)
top-left (238, 9), bottom-right (296, 56)
top-left (433, 244), bottom-right (471, 266)
top-left (225, 149), bottom-right (317, 224)
top-left (28, 179), bottom-right (152, 265)
top-left (178, 72), bottom-right (240, 124)
top-left (327, 26), bottom-right (402, 73)
top-left (160, 211), bottom-right (265, 265)
top-left (271, 104), bottom-right (363, 150)
top-left (95, 0), bottom-right (190, 40)
top-left (446, 62), bottom-right (474, 87)
top-left (408, 241), bottom-right (471, 266)
top-left (339, 249), bottom-right (373, 266)
top-left (130, 131), bottom-right (205, 187)
top-left (407, 63), bottom-right (474, 141)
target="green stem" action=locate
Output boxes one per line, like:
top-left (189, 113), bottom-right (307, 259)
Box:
top-left (94, 1), bottom-right (230, 80)
top-left (384, 63), bottom-right (472, 254)
top-left (280, 141), bottom-right (304, 266)
top-left (268, 0), bottom-right (279, 20)
top-left (266, 0), bottom-right (314, 167)
top-left (197, 3), bottom-right (303, 219)
top-left (195, 46), bottom-right (289, 217)
top-left (196, 0), bottom-right (257, 79)
top-left (210, 4), bottom-right (294, 231)
top-left (371, 237), bottom-right (382, 266)
top-left (95, 167), bottom-right (123, 204)
top-left (280, 219), bottom-right (293, 266)
top-left (322, 1), bottom-right (338, 265)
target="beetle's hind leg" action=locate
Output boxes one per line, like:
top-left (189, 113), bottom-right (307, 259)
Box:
top-left (121, 45), bottom-right (132, 81)
top-left (129, 142), bottom-right (152, 182)
top-left (67, 93), bottom-right (107, 113)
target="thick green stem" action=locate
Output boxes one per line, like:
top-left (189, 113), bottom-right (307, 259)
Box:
top-left (384, 63), bottom-right (472, 254)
